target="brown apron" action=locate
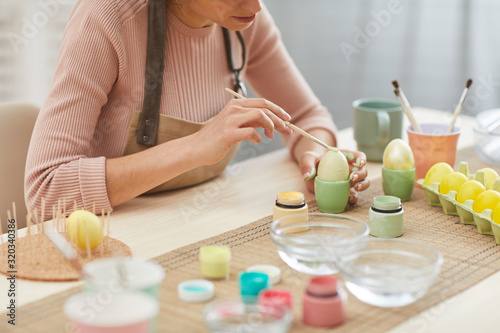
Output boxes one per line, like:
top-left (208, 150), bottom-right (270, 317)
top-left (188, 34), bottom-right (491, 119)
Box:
top-left (120, 0), bottom-right (239, 193)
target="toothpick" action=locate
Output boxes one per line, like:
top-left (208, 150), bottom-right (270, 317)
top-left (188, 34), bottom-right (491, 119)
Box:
top-left (106, 211), bottom-right (111, 247)
top-left (27, 211), bottom-right (34, 267)
top-left (33, 208), bottom-right (40, 234)
top-left (224, 87), bottom-right (338, 152)
top-left (74, 200), bottom-right (77, 212)
top-left (447, 78), bottom-right (473, 134)
top-left (92, 202), bottom-right (96, 215)
top-left (100, 209), bottom-right (105, 255)
top-left (57, 200), bottom-right (61, 232)
top-left (52, 206), bottom-right (56, 232)
top-left (63, 198), bottom-right (67, 233)
top-left (41, 198), bottom-right (45, 234)
top-left (83, 219), bottom-right (91, 259)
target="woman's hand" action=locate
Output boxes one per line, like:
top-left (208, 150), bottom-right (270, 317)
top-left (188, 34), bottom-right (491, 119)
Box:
top-left (192, 97), bottom-right (293, 165)
top-left (300, 149), bottom-right (370, 205)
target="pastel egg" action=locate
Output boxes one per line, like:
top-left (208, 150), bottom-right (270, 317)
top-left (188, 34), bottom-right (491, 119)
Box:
top-left (317, 149), bottom-right (349, 181)
top-left (67, 210), bottom-right (104, 249)
top-left (383, 139), bottom-right (414, 171)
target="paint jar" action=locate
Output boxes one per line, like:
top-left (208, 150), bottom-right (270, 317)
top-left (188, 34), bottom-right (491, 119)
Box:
top-left (200, 245), bottom-right (231, 280)
top-left (273, 191), bottom-right (308, 233)
top-left (258, 288), bottom-right (293, 312)
top-left (239, 272), bottom-right (270, 304)
top-left (368, 195), bottom-right (404, 238)
top-left (302, 276), bottom-right (345, 328)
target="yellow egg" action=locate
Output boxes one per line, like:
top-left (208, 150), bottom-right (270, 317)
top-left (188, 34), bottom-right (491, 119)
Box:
top-left (439, 172), bottom-right (468, 195)
top-left (382, 139), bottom-right (414, 170)
top-left (67, 210), bottom-right (104, 249)
top-left (491, 202), bottom-right (500, 224)
top-left (317, 149), bottom-right (349, 181)
top-left (473, 190), bottom-right (500, 214)
top-left (456, 180), bottom-right (485, 204)
top-left (478, 168), bottom-right (499, 190)
top-left (423, 162), bottom-right (453, 186)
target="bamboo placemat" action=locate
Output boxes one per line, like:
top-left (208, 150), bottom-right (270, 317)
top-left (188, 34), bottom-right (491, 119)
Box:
top-left (4, 175), bottom-right (500, 332)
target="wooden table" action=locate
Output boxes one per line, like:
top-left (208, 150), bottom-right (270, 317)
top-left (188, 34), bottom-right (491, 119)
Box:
top-left (1, 108), bottom-right (498, 332)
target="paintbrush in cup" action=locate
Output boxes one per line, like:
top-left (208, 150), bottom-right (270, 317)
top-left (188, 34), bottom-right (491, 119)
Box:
top-left (446, 78), bottom-right (473, 134)
top-left (224, 88), bottom-right (338, 152)
top-left (392, 80), bottom-right (422, 133)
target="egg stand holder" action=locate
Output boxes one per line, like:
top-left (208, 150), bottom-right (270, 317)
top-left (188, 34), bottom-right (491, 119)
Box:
top-left (417, 161), bottom-right (500, 244)
top-left (0, 200), bottom-right (132, 281)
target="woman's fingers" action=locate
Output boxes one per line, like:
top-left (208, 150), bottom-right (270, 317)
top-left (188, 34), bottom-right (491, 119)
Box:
top-left (227, 99), bottom-right (292, 137)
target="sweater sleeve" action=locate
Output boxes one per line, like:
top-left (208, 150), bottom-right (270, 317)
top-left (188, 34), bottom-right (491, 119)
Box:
top-left (25, 0), bottom-right (122, 220)
top-left (243, 5), bottom-right (338, 154)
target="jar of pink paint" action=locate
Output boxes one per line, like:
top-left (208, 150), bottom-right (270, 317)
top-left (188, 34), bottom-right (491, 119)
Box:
top-left (302, 275), bottom-right (345, 328)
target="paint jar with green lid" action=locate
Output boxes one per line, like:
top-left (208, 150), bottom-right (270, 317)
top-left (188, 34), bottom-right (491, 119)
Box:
top-left (368, 195), bottom-right (404, 238)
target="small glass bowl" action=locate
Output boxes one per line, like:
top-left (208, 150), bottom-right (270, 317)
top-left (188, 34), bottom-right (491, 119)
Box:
top-left (473, 108), bottom-right (500, 166)
top-left (203, 299), bottom-right (292, 333)
top-left (270, 213), bottom-right (369, 275)
top-left (336, 238), bottom-right (443, 307)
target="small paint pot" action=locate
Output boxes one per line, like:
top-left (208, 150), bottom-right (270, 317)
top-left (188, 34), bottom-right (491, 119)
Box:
top-left (64, 291), bottom-right (158, 333)
top-left (178, 279), bottom-right (215, 303)
top-left (368, 195), bottom-right (404, 238)
top-left (258, 288), bottom-right (293, 312)
top-left (239, 272), bottom-right (270, 304)
top-left (246, 264), bottom-right (282, 286)
top-left (303, 276), bottom-right (345, 328)
top-left (199, 245), bottom-right (231, 280)
top-left (83, 257), bottom-right (165, 298)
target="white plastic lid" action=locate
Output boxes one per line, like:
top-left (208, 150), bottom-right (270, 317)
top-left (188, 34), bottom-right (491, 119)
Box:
top-left (246, 265), bottom-right (282, 286)
top-left (64, 291), bottom-right (158, 327)
top-left (178, 279), bottom-right (215, 303)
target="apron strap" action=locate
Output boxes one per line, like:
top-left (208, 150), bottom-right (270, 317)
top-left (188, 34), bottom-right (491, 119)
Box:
top-left (136, 0), bottom-right (167, 146)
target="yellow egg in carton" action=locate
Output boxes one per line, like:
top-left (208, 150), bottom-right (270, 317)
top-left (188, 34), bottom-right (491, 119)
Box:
top-left (416, 162), bottom-right (500, 243)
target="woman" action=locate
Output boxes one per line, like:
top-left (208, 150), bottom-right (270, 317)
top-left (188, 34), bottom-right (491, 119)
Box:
top-left (25, 0), bottom-right (369, 219)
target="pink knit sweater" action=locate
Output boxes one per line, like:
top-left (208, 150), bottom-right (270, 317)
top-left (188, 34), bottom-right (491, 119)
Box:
top-left (25, 0), bottom-right (337, 220)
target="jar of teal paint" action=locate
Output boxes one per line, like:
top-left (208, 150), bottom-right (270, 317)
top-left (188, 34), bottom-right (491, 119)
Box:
top-left (368, 195), bottom-right (404, 238)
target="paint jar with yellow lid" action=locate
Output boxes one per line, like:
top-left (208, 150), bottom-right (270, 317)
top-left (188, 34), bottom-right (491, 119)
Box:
top-left (273, 191), bottom-right (308, 233)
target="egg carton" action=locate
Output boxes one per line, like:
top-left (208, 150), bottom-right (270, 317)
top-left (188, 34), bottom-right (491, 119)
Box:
top-left (416, 161), bottom-right (500, 244)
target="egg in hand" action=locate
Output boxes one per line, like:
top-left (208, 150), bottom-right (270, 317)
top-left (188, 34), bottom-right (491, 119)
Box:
top-left (383, 139), bottom-right (414, 171)
top-left (317, 148), bottom-right (350, 181)
top-left (67, 210), bottom-right (104, 249)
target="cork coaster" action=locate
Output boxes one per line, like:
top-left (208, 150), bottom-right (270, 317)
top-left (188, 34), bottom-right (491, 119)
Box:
top-left (0, 233), bottom-right (132, 281)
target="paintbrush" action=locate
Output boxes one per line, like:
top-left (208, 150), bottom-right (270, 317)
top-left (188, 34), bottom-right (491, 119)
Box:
top-left (447, 78), bottom-right (473, 134)
top-left (224, 88), bottom-right (338, 152)
top-left (392, 80), bottom-right (422, 133)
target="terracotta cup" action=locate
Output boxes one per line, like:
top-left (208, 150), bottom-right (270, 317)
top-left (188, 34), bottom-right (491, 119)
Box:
top-left (406, 123), bottom-right (461, 181)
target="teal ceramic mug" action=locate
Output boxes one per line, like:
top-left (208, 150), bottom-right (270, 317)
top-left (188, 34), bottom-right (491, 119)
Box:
top-left (353, 98), bottom-right (403, 162)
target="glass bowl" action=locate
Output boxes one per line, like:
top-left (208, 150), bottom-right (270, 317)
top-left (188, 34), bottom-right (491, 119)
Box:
top-left (336, 238), bottom-right (443, 307)
top-left (473, 108), bottom-right (500, 165)
top-left (270, 213), bottom-right (369, 275)
top-left (203, 299), bottom-right (292, 333)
